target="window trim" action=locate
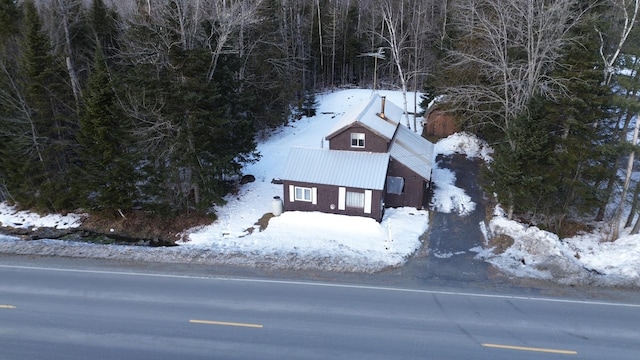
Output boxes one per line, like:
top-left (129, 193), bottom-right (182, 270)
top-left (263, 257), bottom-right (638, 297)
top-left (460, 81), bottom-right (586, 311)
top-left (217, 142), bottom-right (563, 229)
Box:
top-left (294, 186), bottom-right (313, 202)
top-left (350, 132), bottom-right (365, 148)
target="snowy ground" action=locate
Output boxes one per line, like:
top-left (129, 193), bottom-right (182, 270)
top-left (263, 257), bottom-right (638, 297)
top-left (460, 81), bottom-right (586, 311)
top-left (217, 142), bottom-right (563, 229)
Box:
top-left (1, 89), bottom-right (639, 286)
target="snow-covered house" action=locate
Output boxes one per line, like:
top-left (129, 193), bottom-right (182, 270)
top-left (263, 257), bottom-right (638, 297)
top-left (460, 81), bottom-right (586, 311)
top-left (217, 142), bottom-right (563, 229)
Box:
top-left (281, 95), bottom-right (435, 221)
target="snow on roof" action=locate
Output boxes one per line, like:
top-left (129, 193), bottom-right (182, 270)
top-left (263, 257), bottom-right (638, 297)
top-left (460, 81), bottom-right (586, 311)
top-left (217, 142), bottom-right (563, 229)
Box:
top-left (389, 125), bottom-right (435, 180)
top-left (282, 147), bottom-right (389, 190)
top-left (325, 94), bottom-right (399, 141)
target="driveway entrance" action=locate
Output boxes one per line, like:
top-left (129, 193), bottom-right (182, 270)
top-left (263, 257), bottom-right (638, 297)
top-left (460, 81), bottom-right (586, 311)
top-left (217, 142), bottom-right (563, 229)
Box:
top-left (402, 154), bottom-right (490, 283)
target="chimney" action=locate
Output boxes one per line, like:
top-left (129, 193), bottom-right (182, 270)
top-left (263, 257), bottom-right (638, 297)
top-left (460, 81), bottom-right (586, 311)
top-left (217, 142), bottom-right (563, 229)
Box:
top-left (380, 96), bottom-right (386, 119)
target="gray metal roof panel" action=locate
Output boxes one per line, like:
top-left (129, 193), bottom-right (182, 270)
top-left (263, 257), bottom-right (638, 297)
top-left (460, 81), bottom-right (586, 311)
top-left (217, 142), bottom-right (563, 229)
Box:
top-left (282, 147), bottom-right (389, 190)
top-left (389, 125), bottom-right (435, 180)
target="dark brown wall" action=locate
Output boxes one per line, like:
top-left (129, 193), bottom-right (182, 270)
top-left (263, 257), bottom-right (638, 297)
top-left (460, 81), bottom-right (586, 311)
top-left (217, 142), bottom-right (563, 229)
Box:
top-left (384, 158), bottom-right (427, 209)
top-left (327, 124), bottom-right (390, 153)
top-left (282, 180), bottom-right (384, 221)
top-left (425, 110), bottom-right (458, 138)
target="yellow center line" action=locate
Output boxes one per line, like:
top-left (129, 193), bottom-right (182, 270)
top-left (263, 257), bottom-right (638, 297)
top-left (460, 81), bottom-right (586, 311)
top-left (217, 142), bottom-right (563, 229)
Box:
top-left (0, 305), bottom-right (16, 309)
top-left (189, 319), bottom-right (263, 328)
top-left (482, 343), bottom-right (577, 355)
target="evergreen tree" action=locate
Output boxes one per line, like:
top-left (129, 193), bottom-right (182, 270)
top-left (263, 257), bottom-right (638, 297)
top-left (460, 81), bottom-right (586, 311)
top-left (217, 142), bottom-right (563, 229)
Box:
top-left (483, 107), bottom-right (555, 220)
top-left (242, 0), bottom-right (303, 131)
top-left (118, 7), bottom-right (259, 214)
top-left (88, 0), bottom-right (120, 60)
top-left (0, 1), bottom-right (79, 211)
top-left (0, 0), bottom-right (21, 201)
top-left (0, 0), bottom-right (19, 42)
top-left (484, 10), bottom-right (614, 233)
top-left (77, 47), bottom-right (137, 214)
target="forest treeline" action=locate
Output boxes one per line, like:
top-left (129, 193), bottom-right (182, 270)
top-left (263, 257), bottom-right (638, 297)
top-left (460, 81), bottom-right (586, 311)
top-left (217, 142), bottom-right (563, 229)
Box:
top-left (0, 0), bottom-right (638, 238)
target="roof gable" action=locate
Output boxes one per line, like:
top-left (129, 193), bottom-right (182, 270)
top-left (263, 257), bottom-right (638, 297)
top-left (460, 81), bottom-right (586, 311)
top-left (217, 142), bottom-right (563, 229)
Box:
top-left (325, 95), bottom-right (399, 141)
top-left (282, 147), bottom-right (389, 190)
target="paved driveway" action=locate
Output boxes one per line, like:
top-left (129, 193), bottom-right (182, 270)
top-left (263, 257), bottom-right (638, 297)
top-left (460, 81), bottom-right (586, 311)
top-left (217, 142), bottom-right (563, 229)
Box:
top-left (397, 154), bottom-right (490, 284)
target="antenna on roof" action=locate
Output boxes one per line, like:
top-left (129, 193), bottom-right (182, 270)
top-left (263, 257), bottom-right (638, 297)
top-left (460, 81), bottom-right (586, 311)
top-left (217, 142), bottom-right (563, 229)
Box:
top-left (358, 47), bottom-right (385, 91)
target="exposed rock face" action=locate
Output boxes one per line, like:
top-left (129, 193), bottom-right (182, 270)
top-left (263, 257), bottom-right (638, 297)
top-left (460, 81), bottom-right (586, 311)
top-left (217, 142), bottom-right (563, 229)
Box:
top-left (425, 109), bottom-right (458, 138)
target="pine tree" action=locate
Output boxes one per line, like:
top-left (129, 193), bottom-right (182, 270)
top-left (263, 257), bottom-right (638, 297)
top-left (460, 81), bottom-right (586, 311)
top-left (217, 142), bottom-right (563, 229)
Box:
top-left (0, 0), bottom-right (18, 42)
top-left (89, 0), bottom-right (120, 60)
top-left (77, 47), bottom-right (137, 214)
top-left (0, 0), bottom-right (21, 202)
top-left (484, 107), bottom-right (555, 221)
top-left (1, 1), bottom-right (79, 211)
top-left (118, 7), bottom-right (259, 214)
top-left (484, 10), bottom-right (614, 233)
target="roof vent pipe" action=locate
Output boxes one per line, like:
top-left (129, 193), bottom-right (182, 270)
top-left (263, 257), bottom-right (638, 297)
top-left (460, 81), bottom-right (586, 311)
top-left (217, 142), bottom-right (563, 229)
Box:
top-left (380, 96), bottom-right (386, 119)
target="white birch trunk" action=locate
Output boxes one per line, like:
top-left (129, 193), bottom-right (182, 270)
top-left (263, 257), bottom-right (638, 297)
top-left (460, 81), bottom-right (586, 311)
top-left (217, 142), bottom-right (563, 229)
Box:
top-left (610, 116), bottom-right (640, 240)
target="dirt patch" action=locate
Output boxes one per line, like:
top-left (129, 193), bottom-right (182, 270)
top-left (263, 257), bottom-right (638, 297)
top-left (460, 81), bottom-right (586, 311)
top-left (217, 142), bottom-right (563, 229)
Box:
top-left (554, 219), bottom-right (594, 238)
top-left (78, 210), bottom-right (216, 245)
top-left (255, 213), bottom-right (275, 231)
top-left (488, 233), bottom-right (514, 254)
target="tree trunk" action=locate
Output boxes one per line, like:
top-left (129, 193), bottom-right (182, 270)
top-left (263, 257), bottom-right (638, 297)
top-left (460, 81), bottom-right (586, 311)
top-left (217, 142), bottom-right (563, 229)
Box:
top-left (58, 0), bottom-right (82, 108)
top-left (609, 115), bottom-right (640, 241)
top-left (595, 156), bottom-right (620, 221)
top-left (624, 180), bottom-right (640, 227)
top-left (631, 203), bottom-right (640, 234)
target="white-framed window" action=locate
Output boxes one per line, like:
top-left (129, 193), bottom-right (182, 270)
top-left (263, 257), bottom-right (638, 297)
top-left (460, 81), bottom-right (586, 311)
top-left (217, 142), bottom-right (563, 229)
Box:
top-left (346, 191), bottom-right (365, 208)
top-left (350, 133), bottom-right (365, 148)
top-left (295, 186), bottom-right (312, 202)
top-left (289, 185), bottom-right (317, 204)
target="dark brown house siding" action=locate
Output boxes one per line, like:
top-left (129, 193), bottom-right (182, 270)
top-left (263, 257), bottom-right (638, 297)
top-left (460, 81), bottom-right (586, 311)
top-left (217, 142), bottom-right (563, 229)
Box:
top-left (384, 158), bottom-right (428, 209)
top-left (282, 180), bottom-right (384, 221)
top-left (326, 124), bottom-right (390, 153)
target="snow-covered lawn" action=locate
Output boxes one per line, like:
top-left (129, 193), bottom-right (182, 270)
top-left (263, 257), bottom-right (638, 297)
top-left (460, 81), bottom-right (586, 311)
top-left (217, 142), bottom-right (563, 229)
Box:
top-left (1, 89), bottom-right (639, 286)
top-left (0, 203), bottom-right (85, 229)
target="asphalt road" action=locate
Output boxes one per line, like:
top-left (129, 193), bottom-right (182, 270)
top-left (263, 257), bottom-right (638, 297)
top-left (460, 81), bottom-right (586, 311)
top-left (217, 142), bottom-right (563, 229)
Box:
top-left (2, 262), bottom-right (640, 360)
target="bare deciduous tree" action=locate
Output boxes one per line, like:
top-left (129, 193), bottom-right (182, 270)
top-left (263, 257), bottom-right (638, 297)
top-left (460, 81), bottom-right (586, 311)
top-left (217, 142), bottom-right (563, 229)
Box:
top-left (444, 0), bottom-right (582, 150)
top-left (0, 61), bottom-right (44, 163)
top-left (205, 0), bottom-right (265, 83)
top-left (378, 0), bottom-right (412, 129)
top-left (599, 0), bottom-right (639, 85)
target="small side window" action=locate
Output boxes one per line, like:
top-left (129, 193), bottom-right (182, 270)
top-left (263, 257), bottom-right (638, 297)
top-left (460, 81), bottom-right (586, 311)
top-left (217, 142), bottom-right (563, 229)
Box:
top-left (294, 186), bottom-right (312, 202)
top-left (350, 133), bottom-right (365, 148)
top-left (386, 176), bottom-right (405, 195)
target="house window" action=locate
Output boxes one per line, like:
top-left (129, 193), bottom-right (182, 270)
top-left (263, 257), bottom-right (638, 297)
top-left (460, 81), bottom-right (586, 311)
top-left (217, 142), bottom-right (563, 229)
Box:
top-left (386, 176), bottom-right (405, 195)
top-left (350, 133), bottom-right (365, 148)
top-left (346, 191), bottom-right (365, 208)
top-left (294, 186), bottom-right (312, 202)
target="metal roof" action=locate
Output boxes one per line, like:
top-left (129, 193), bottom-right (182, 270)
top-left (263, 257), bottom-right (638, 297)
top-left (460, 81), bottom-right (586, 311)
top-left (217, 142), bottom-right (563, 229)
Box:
top-left (389, 125), bottom-right (435, 180)
top-left (326, 95), bottom-right (399, 141)
top-left (282, 147), bottom-right (389, 190)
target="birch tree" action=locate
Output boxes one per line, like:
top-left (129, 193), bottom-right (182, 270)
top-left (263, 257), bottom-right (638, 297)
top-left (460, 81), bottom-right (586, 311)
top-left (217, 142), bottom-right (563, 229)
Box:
top-left (54, 0), bottom-right (83, 109)
top-left (599, 0), bottom-right (639, 86)
top-left (602, 0), bottom-right (640, 240)
top-left (378, 0), bottom-right (412, 129)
